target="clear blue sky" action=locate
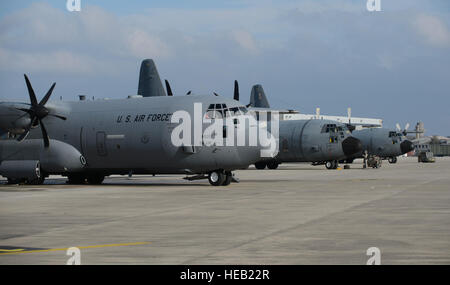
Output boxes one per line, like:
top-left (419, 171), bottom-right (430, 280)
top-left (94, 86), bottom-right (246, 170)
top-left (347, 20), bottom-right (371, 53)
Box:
top-left (1, 0), bottom-right (449, 135)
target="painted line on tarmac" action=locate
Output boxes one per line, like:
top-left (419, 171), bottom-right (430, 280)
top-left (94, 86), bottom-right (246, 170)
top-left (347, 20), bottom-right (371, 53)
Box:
top-left (0, 242), bottom-right (150, 256)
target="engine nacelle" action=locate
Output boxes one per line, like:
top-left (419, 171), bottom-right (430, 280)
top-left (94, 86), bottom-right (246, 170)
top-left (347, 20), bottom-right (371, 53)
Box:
top-left (39, 140), bottom-right (86, 173)
top-left (0, 160), bottom-right (41, 180)
top-left (0, 139), bottom-right (86, 174)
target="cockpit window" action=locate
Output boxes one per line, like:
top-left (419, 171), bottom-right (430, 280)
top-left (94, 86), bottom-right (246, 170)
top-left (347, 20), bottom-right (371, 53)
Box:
top-left (206, 103), bottom-right (248, 119)
top-left (206, 104), bottom-right (225, 119)
top-left (229, 107), bottom-right (239, 116)
top-left (321, 124), bottom-right (338, 133)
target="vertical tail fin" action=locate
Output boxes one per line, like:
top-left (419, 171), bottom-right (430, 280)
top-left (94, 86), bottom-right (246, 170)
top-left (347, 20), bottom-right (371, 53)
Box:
top-left (137, 59), bottom-right (166, 97)
top-left (249, 84), bottom-right (270, 108)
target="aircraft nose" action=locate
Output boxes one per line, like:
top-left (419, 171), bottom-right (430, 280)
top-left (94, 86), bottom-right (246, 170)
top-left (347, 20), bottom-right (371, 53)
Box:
top-left (400, 140), bottom-right (414, 154)
top-left (342, 136), bottom-right (363, 156)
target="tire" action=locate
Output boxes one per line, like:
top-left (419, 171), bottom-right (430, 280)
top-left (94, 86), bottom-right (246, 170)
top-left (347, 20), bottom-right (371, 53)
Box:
top-left (326, 160), bottom-right (338, 169)
top-left (333, 160), bottom-right (339, 169)
top-left (267, 161), bottom-right (279, 170)
top-left (67, 174), bottom-right (86, 185)
top-left (221, 172), bottom-right (232, 186)
top-left (86, 174), bottom-right (105, 185)
top-left (208, 171), bottom-right (225, 186)
top-left (254, 162), bottom-right (267, 170)
top-left (388, 157), bottom-right (397, 164)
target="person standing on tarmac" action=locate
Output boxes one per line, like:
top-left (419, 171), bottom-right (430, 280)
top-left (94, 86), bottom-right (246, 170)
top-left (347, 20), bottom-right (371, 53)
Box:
top-left (363, 150), bottom-right (368, 169)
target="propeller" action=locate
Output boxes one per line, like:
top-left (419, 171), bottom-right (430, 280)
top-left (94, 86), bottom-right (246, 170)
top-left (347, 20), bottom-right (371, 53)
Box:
top-left (15, 74), bottom-right (66, 148)
top-left (396, 123), bottom-right (410, 136)
top-left (186, 90), bottom-right (192, 95)
top-left (213, 92), bottom-right (220, 97)
top-left (164, 79), bottom-right (173, 96)
top-left (345, 107), bottom-right (356, 132)
top-left (234, 80), bottom-right (239, 101)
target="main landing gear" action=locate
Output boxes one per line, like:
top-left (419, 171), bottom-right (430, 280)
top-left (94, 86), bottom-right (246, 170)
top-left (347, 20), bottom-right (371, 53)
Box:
top-left (208, 170), bottom-right (233, 186)
top-left (254, 161), bottom-right (280, 170)
top-left (388, 156), bottom-right (397, 164)
top-left (325, 160), bottom-right (339, 170)
top-left (184, 170), bottom-right (236, 186)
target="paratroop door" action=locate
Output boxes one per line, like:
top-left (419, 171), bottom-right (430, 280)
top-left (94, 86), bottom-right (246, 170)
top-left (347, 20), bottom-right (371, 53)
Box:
top-left (96, 131), bottom-right (107, 156)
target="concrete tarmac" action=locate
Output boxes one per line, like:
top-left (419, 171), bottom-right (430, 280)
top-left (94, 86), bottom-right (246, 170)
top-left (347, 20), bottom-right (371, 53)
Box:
top-left (1, 157), bottom-right (449, 264)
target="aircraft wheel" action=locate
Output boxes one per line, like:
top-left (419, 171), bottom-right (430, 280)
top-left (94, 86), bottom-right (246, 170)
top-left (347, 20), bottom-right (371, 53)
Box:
top-left (326, 160), bottom-right (338, 169)
top-left (388, 157), bottom-right (397, 164)
top-left (67, 174), bottom-right (86, 185)
top-left (254, 162), bottom-right (267, 170)
top-left (221, 172), bottom-right (232, 186)
top-left (332, 160), bottom-right (338, 169)
top-left (267, 161), bottom-right (279, 170)
top-left (87, 174), bottom-right (105, 185)
top-left (208, 170), bottom-right (225, 186)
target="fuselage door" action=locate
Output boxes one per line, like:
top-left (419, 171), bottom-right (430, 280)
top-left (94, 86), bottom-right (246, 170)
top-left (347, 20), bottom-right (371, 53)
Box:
top-left (96, 131), bottom-right (107, 156)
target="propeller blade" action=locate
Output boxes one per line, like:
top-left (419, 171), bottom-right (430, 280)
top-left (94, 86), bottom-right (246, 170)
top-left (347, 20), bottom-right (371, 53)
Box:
top-left (405, 123), bottom-right (410, 131)
top-left (186, 91), bottom-right (192, 95)
top-left (48, 114), bottom-right (67, 120)
top-left (16, 108), bottom-right (33, 115)
top-left (165, 80), bottom-right (173, 96)
top-left (245, 103), bottom-right (251, 108)
top-left (396, 123), bottom-right (401, 131)
top-left (234, 80), bottom-right (239, 101)
top-left (16, 117), bottom-right (37, 142)
top-left (16, 130), bottom-right (30, 142)
top-left (213, 92), bottom-right (219, 97)
top-left (24, 74), bottom-right (38, 106)
top-left (39, 82), bottom-right (56, 106)
top-left (39, 119), bottom-right (50, 148)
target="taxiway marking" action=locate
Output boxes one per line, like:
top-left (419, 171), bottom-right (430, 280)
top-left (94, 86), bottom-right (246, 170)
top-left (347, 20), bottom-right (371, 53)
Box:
top-left (0, 242), bottom-right (150, 256)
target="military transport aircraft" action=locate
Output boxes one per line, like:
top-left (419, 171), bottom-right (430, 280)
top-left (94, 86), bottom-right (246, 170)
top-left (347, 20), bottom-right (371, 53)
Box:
top-left (0, 74), bottom-right (276, 186)
top-left (132, 59), bottom-right (363, 171)
top-left (234, 83), bottom-right (363, 170)
top-left (345, 127), bottom-right (415, 165)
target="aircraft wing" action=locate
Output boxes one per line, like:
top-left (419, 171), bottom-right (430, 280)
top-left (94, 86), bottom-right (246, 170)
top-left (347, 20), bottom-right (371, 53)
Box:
top-left (0, 102), bottom-right (31, 133)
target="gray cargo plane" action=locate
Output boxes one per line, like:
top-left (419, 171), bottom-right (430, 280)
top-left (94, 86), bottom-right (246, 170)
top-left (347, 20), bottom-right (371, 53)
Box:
top-left (0, 74), bottom-right (274, 186)
top-left (345, 127), bottom-right (415, 165)
top-left (234, 83), bottom-right (363, 170)
top-left (129, 60), bottom-right (362, 171)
